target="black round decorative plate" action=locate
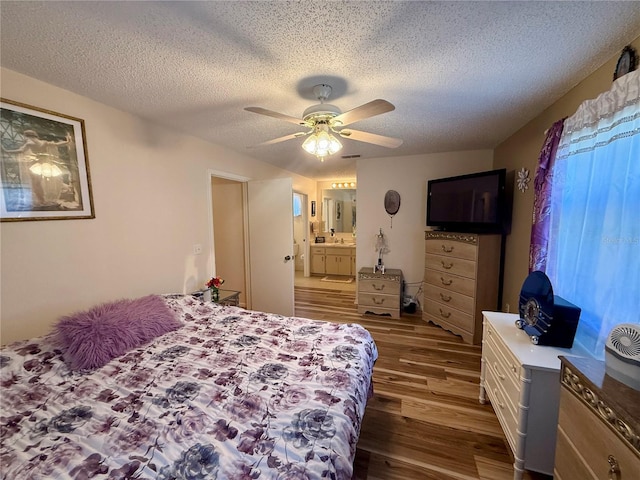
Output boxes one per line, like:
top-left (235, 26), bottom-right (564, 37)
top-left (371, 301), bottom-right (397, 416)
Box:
top-left (614, 46), bottom-right (638, 81)
top-left (384, 190), bottom-right (401, 216)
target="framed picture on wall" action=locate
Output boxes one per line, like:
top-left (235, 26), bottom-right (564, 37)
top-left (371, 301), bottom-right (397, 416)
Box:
top-left (0, 98), bottom-right (95, 221)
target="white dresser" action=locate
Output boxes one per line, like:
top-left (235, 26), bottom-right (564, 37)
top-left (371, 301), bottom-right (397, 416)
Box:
top-left (423, 231), bottom-right (501, 344)
top-left (480, 311), bottom-right (588, 479)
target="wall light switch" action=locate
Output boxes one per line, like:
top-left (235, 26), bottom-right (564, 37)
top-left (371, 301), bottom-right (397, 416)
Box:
top-left (193, 244), bottom-right (202, 255)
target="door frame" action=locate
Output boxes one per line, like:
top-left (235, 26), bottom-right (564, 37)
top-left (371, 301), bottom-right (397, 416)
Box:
top-left (207, 169), bottom-right (252, 309)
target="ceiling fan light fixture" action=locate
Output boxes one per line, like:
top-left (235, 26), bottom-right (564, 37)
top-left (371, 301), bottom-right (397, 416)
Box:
top-left (245, 83), bottom-right (401, 159)
top-left (302, 124), bottom-right (342, 161)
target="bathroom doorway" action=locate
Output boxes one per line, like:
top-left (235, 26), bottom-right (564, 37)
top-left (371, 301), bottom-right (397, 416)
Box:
top-left (292, 191), bottom-right (309, 279)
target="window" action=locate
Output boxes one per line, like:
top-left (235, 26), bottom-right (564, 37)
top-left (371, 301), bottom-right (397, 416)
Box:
top-left (293, 193), bottom-right (302, 217)
top-left (545, 70), bottom-right (640, 358)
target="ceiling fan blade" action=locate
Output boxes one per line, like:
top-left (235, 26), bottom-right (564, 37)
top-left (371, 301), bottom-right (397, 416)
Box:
top-left (338, 129), bottom-right (403, 148)
top-left (244, 107), bottom-right (309, 127)
top-left (247, 131), bottom-right (310, 148)
top-left (332, 99), bottom-right (395, 127)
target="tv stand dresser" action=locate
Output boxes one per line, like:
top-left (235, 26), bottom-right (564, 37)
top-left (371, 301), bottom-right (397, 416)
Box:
top-left (422, 231), bottom-right (501, 344)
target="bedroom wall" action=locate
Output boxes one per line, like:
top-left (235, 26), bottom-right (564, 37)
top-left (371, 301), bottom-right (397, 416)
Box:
top-left (356, 151), bottom-right (494, 302)
top-left (494, 35), bottom-right (640, 312)
top-left (0, 68), bottom-right (316, 345)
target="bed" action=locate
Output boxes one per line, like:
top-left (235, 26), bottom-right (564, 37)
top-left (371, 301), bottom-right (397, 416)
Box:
top-left (0, 294), bottom-right (378, 479)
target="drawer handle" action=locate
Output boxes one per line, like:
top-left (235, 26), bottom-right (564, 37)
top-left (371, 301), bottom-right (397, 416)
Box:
top-left (372, 283), bottom-right (385, 291)
top-left (608, 455), bottom-right (620, 480)
top-left (441, 261), bottom-right (454, 269)
top-left (440, 277), bottom-right (453, 286)
top-left (511, 365), bottom-right (517, 373)
top-left (493, 389), bottom-right (505, 409)
top-left (373, 298), bottom-right (385, 305)
top-left (439, 293), bottom-right (452, 302)
top-left (439, 308), bottom-right (451, 319)
top-left (494, 362), bottom-right (505, 380)
top-left (441, 244), bottom-right (454, 253)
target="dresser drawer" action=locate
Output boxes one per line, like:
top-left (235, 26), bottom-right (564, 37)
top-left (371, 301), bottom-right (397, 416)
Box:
top-left (359, 292), bottom-right (399, 309)
top-left (425, 253), bottom-right (477, 279)
top-left (423, 283), bottom-right (474, 315)
top-left (486, 359), bottom-right (518, 419)
top-left (423, 269), bottom-right (475, 297)
top-left (554, 427), bottom-right (598, 480)
top-left (484, 365), bottom-right (518, 453)
top-left (483, 336), bottom-right (521, 413)
top-left (425, 238), bottom-right (477, 261)
top-left (359, 278), bottom-right (400, 295)
top-left (358, 293), bottom-right (400, 319)
top-left (325, 247), bottom-right (352, 256)
top-left (484, 321), bottom-right (521, 383)
top-left (558, 388), bottom-right (640, 480)
top-left (424, 301), bottom-right (473, 334)
top-left (310, 247), bottom-right (325, 255)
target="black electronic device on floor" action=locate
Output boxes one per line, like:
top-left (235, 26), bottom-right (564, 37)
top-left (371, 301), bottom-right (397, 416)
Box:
top-left (516, 271), bottom-right (581, 348)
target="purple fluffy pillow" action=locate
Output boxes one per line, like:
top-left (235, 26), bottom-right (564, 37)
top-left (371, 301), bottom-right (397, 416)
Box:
top-left (54, 295), bottom-right (182, 371)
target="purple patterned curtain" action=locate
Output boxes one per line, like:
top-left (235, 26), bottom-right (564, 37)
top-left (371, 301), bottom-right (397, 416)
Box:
top-left (529, 118), bottom-right (565, 272)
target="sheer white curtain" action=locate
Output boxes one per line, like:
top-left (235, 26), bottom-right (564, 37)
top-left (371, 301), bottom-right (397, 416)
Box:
top-left (546, 70), bottom-right (640, 358)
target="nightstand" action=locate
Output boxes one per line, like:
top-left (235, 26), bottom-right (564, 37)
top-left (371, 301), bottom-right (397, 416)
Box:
top-left (213, 289), bottom-right (240, 306)
top-left (357, 267), bottom-right (402, 319)
top-left (192, 289), bottom-right (241, 306)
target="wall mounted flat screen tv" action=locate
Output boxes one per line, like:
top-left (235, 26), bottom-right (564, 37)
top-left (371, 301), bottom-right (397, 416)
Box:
top-left (427, 168), bottom-right (510, 233)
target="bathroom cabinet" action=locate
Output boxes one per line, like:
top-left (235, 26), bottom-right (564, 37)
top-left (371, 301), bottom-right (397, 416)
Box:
top-left (310, 245), bottom-right (355, 276)
top-left (325, 247), bottom-right (353, 275)
top-left (310, 246), bottom-right (326, 274)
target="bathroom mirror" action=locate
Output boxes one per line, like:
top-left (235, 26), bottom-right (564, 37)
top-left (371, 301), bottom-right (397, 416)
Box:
top-left (321, 188), bottom-right (356, 233)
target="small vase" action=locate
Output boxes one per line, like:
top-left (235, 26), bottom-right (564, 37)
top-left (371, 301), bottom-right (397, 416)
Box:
top-left (211, 288), bottom-right (219, 302)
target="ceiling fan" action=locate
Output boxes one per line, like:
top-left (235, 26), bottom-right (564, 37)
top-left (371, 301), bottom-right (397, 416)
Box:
top-left (244, 84), bottom-right (403, 160)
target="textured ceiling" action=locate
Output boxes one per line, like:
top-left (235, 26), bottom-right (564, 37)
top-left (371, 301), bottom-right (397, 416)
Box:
top-left (1, 1), bottom-right (639, 180)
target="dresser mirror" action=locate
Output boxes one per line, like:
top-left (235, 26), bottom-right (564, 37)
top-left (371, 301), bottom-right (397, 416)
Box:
top-left (322, 188), bottom-right (356, 233)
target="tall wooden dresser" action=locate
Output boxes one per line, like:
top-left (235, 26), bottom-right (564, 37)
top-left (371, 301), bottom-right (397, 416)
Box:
top-left (555, 356), bottom-right (640, 480)
top-left (423, 231), bottom-right (502, 344)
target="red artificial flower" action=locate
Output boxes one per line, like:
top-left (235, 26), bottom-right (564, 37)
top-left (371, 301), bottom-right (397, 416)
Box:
top-left (206, 277), bottom-right (224, 289)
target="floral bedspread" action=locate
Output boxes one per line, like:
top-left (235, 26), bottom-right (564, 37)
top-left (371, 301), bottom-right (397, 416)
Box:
top-left (0, 295), bottom-right (378, 480)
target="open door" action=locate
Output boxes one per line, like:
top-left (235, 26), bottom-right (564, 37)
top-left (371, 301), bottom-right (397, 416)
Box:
top-left (247, 178), bottom-right (294, 316)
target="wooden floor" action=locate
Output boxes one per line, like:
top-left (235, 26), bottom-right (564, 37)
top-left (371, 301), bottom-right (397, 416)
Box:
top-left (294, 284), bottom-right (551, 480)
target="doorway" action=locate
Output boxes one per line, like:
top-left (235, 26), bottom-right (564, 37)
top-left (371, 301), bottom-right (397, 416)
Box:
top-left (292, 191), bottom-right (309, 279)
top-left (210, 175), bottom-right (248, 308)
top-left (209, 172), bottom-right (296, 315)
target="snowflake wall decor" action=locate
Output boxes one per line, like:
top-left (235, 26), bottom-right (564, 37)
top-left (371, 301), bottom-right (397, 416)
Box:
top-left (517, 168), bottom-right (530, 192)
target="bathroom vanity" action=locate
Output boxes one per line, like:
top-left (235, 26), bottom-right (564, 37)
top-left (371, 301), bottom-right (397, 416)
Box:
top-left (310, 244), bottom-right (356, 276)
